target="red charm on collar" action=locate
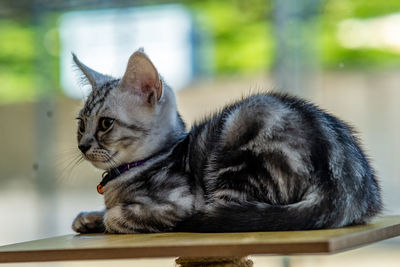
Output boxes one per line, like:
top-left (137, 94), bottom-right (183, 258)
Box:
top-left (97, 184), bottom-right (104, 194)
top-left (96, 158), bottom-right (149, 195)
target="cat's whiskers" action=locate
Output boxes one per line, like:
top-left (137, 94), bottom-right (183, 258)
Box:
top-left (55, 150), bottom-right (85, 184)
top-left (53, 149), bottom-right (82, 171)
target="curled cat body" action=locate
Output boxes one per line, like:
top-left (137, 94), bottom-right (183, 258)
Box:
top-left (72, 49), bottom-right (382, 233)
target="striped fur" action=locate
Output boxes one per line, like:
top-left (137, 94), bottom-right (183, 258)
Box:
top-left (72, 50), bottom-right (382, 234)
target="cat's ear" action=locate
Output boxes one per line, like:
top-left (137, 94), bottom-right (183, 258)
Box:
top-left (72, 53), bottom-right (113, 90)
top-left (119, 50), bottom-right (162, 105)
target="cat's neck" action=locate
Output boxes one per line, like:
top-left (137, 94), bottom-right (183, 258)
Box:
top-left (123, 111), bottom-right (186, 166)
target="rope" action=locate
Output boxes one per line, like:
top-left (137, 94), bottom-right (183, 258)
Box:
top-left (175, 256), bottom-right (253, 267)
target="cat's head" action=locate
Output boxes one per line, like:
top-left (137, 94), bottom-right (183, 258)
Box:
top-left (73, 50), bottom-right (185, 170)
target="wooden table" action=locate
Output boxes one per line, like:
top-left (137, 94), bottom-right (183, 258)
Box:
top-left (1, 216), bottom-right (399, 266)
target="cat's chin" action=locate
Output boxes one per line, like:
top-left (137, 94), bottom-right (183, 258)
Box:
top-left (89, 160), bottom-right (115, 170)
top-left (84, 151), bottom-right (120, 170)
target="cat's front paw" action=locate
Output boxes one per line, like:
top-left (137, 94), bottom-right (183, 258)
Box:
top-left (72, 211), bottom-right (105, 233)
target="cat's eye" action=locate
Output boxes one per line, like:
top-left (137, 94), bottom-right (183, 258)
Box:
top-left (77, 118), bottom-right (85, 135)
top-left (99, 117), bottom-right (114, 132)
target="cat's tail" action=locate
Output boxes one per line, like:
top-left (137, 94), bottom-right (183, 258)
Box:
top-left (174, 199), bottom-right (347, 232)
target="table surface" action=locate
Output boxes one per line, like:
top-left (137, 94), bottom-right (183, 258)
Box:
top-left (0, 216), bottom-right (399, 263)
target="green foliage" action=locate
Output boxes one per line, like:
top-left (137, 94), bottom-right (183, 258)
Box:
top-left (320, 0), bottom-right (400, 69)
top-left (0, 14), bottom-right (60, 104)
top-left (0, 20), bottom-right (35, 103)
top-left (189, 0), bottom-right (400, 73)
top-left (189, 0), bottom-right (273, 74)
top-left (324, 0), bottom-right (400, 19)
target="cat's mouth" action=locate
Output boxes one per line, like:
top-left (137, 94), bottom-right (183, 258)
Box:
top-left (84, 151), bottom-right (119, 170)
top-left (85, 152), bottom-right (118, 164)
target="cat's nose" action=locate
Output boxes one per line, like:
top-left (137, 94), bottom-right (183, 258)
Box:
top-left (78, 144), bottom-right (91, 154)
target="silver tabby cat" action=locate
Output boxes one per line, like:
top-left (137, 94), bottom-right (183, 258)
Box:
top-left (72, 49), bottom-right (382, 233)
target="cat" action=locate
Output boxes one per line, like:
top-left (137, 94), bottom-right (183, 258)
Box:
top-left (72, 49), bottom-right (382, 233)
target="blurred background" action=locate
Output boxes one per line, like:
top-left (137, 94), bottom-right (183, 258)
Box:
top-left (0, 0), bottom-right (399, 266)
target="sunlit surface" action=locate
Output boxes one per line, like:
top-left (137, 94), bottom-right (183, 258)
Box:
top-left (338, 13), bottom-right (400, 52)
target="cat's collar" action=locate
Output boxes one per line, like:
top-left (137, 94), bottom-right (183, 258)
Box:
top-left (97, 159), bottom-right (148, 194)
